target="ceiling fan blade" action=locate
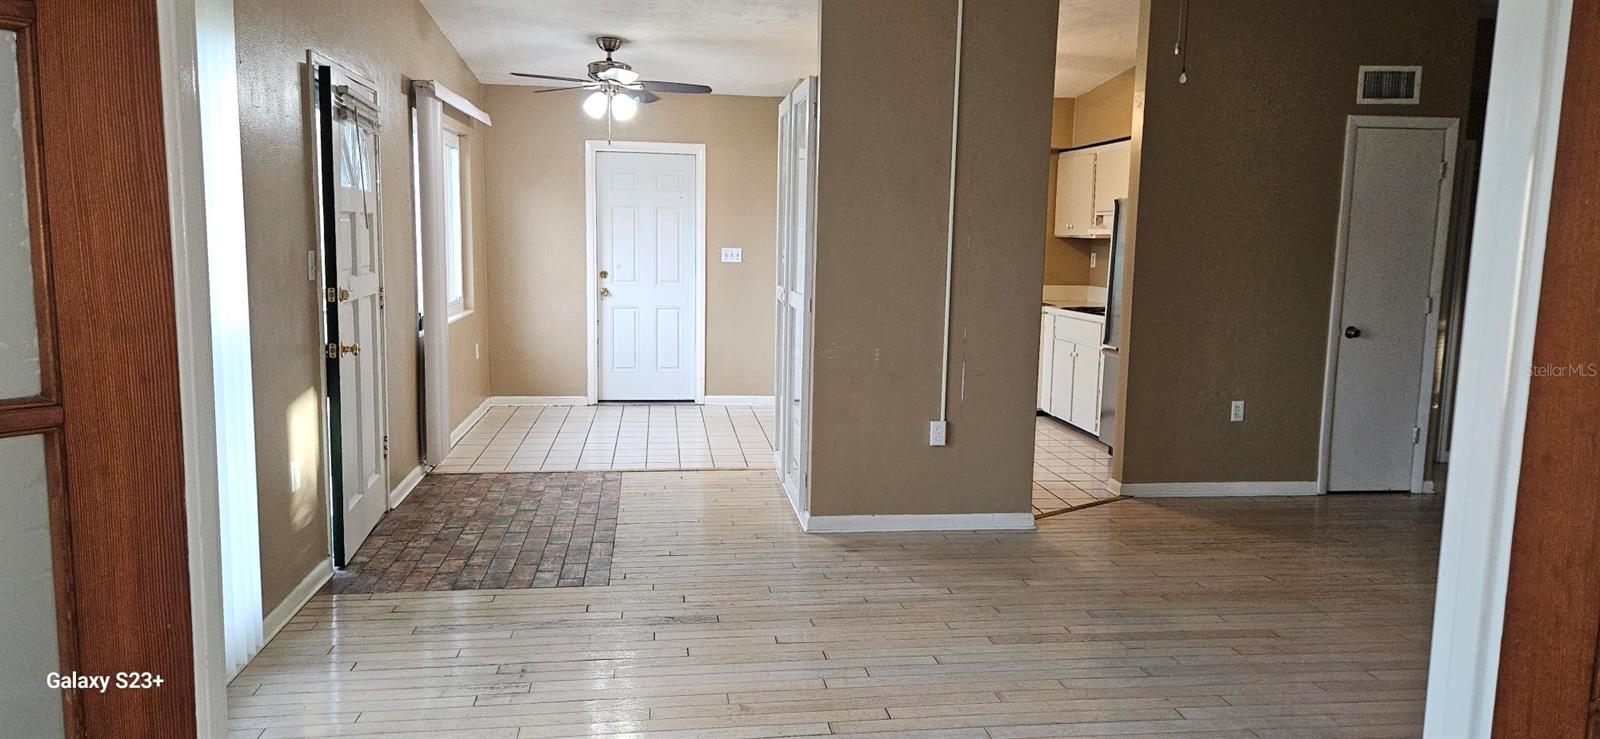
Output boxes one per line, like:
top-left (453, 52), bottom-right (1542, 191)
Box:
top-left (529, 85), bottom-right (590, 94)
top-left (640, 80), bottom-right (713, 94)
top-left (509, 72), bottom-right (590, 83)
top-left (622, 89), bottom-right (661, 104)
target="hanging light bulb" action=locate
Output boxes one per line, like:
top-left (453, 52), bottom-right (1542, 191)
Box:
top-left (611, 92), bottom-right (638, 122)
top-left (582, 91), bottom-right (608, 119)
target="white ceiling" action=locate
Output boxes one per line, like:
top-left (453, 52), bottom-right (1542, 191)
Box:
top-left (420, 0), bottom-right (1138, 100)
top-left (419, 0), bottom-right (820, 97)
top-left (1054, 0), bottom-right (1141, 97)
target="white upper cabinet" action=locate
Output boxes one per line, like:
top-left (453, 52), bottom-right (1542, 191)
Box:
top-left (1053, 150), bottom-right (1096, 238)
top-left (1053, 140), bottom-right (1130, 239)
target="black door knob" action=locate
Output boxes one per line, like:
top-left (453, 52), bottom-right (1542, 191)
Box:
top-left (1344, 326), bottom-right (1362, 339)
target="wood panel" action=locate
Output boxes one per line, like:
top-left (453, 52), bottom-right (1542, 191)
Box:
top-left (1493, 1), bottom-right (1600, 735)
top-left (35, 0), bottom-right (196, 735)
top-left (228, 470), bottom-right (1442, 737)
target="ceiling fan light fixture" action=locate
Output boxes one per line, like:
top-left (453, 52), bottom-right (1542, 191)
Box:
top-left (611, 92), bottom-right (638, 121)
top-left (582, 91), bottom-right (609, 119)
top-left (598, 67), bottom-right (641, 85)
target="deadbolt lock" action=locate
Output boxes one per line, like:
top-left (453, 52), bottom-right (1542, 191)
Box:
top-left (598, 270), bottom-right (609, 279)
top-left (326, 341), bottom-right (361, 358)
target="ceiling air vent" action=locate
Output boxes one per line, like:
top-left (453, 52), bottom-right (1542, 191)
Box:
top-left (1357, 66), bottom-right (1422, 104)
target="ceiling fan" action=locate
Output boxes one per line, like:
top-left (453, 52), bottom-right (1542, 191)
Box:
top-left (511, 36), bottom-right (713, 124)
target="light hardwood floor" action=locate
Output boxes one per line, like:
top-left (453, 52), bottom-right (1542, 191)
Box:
top-left (230, 471), bottom-right (1441, 738)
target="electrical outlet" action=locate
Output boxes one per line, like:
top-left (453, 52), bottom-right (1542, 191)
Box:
top-left (1230, 400), bottom-right (1245, 422)
top-left (929, 420), bottom-right (948, 446)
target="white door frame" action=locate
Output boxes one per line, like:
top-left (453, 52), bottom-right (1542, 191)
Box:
top-left (1316, 115), bottom-right (1458, 495)
top-left (1424, 1), bottom-right (1571, 733)
top-left (584, 140), bottom-right (707, 404)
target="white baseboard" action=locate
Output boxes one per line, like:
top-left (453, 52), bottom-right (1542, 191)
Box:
top-left (263, 558), bottom-right (332, 646)
top-left (802, 512), bottom-right (1036, 533)
top-left (388, 464), bottom-right (426, 508)
top-left (490, 395), bottom-right (589, 406)
top-left (450, 398), bottom-right (494, 445)
top-left (1119, 481), bottom-right (1319, 497)
top-left (704, 395), bottom-right (775, 406)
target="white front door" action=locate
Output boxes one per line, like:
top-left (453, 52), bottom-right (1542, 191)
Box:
top-left (318, 63), bottom-right (388, 564)
top-left (596, 150), bottom-right (699, 401)
top-left (1328, 123), bottom-right (1452, 492)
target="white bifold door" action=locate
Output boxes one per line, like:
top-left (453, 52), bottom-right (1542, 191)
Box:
top-left (1326, 118), bottom-right (1455, 493)
top-left (315, 60), bottom-right (389, 565)
top-left (774, 78), bottom-right (818, 516)
top-left (596, 150), bottom-right (699, 401)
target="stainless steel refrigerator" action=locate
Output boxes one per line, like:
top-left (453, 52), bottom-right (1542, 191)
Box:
top-left (1098, 199), bottom-right (1126, 449)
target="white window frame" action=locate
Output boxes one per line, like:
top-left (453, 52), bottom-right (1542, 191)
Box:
top-left (442, 126), bottom-right (472, 321)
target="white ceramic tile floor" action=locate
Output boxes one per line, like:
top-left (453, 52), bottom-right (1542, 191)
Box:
top-left (1032, 415), bottom-right (1116, 515)
top-left (439, 406), bottom-right (1111, 512)
top-left (435, 404), bottom-right (777, 474)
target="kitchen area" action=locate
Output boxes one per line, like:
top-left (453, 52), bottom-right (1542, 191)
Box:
top-left (1031, 63), bottom-right (1134, 516)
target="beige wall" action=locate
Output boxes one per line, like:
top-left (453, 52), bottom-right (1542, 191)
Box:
top-left (1073, 67), bottom-right (1136, 146)
top-left (1117, 0), bottom-right (1478, 484)
top-left (1043, 70), bottom-right (1134, 288)
top-left (809, 0), bottom-right (1057, 516)
top-left (234, 0), bottom-right (490, 612)
top-left (481, 90), bottom-right (779, 397)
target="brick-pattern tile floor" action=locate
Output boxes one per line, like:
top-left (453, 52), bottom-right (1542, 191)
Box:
top-left (326, 471), bottom-right (620, 594)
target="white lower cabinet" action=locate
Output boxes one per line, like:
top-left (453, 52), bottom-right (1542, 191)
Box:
top-left (1069, 346), bottom-right (1101, 432)
top-left (1037, 309), bottom-right (1103, 435)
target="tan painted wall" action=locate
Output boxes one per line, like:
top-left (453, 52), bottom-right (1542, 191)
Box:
top-left (1043, 70), bottom-right (1134, 289)
top-left (480, 89), bottom-right (779, 398)
top-left (1117, 0), bottom-right (1478, 484)
top-left (1073, 67), bottom-right (1135, 146)
top-left (809, 0), bottom-right (1057, 516)
top-left (234, 0), bottom-right (490, 612)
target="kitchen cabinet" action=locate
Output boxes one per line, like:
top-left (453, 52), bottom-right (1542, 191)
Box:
top-left (1037, 308), bottom-right (1103, 435)
top-left (1053, 140), bottom-right (1130, 239)
top-left (1053, 150), bottom-right (1095, 238)
top-left (1069, 345), bottom-right (1102, 431)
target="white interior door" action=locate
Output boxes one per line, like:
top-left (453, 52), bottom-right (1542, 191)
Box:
top-left (596, 150), bottom-right (698, 401)
top-left (774, 78), bottom-right (817, 515)
top-left (1328, 122), bottom-right (1453, 492)
top-left (318, 64), bottom-right (387, 564)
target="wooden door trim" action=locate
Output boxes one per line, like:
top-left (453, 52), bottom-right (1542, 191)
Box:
top-left (1492, 0), bottom-right (1600, 734)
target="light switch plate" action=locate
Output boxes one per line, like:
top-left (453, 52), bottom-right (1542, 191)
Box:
top-left (1230, 400), bottom-right (1245, 422)
top-left (720, 247), bottom-right (743, 263)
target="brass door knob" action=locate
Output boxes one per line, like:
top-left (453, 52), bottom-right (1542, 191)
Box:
top-left (598, 270), bottom-right (609, 279)
top-left (599, 287), bottom-right (612, 298)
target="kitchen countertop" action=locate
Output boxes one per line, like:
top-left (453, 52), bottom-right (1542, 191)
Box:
top-left (1042, 303), bottom-right (1106, 322)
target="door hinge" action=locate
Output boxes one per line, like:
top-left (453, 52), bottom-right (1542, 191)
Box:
top-left (325, 342), bottom-right (339, 359)
top-left (383, 435), bottom-right (389, 457)
top-left (1425, 294), bottom-right (1435, 314)
top-left (1413, 426), bottom-right (1422, 444)
top-left (1439, 160), bottom-right (1448, 181)
top-left (378, 286), bottom-right (385, 309)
